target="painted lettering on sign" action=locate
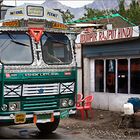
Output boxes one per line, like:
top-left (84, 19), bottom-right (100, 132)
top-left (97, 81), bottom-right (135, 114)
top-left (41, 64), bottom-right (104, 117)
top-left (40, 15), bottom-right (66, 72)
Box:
top-left (78, 26), bottom-right (139, 44)
top-left (10, 10), bottom-right (23, 15)
top-left (80, 32), bottom-right (97, 43)
top-left (47, 12), bottom-right (58, 18)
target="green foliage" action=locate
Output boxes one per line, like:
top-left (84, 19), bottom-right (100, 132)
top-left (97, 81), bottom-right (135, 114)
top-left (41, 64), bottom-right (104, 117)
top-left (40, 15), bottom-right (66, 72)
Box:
top-left (55, 9), bottom-right (74, 23)
top-left (82, 6), bottom-right (107, 19)
top-left (126, 0), bottom-right (140, 25)
top-left (119, 0), bottom-right (125, 17)
top-left (81, 0), bottom-right (140, 25)
top-left (118, 0), bottom-right (140, 25)
top-left (81, 6), bottom-right (117, 21)
top-left (62, 9), bottom-right (75, 23)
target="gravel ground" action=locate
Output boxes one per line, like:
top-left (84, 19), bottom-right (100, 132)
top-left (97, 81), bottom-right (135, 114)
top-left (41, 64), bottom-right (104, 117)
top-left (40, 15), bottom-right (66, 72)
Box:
top-left (59, 109), bottom-right (140, 140)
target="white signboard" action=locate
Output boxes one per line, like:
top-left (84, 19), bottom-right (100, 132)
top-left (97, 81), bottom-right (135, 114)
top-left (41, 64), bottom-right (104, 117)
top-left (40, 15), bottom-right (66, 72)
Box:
top-left (75, 26), bottom-right (139, 44)
top-left (45, 8), bottom-right (63, 23)
top-left (27, 6), bottom-right (44, 17)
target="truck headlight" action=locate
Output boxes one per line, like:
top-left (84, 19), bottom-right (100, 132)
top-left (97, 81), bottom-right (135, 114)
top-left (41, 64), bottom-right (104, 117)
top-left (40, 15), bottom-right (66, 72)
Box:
top-left (1, 104), bottom-right (8, 111)
top-left (60, 99), bottom-right (69, 107)
top-left (9, 102), bottom-right (20, 111)
top-left (9, 103), bottom-right (17, 111)
top-left (68, 100), bottom-right (74, 106)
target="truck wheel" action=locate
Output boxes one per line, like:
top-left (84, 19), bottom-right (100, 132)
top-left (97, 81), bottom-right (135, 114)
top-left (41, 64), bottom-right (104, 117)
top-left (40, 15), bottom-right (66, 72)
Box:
top-left (36, 117), bottom-right (60, 134)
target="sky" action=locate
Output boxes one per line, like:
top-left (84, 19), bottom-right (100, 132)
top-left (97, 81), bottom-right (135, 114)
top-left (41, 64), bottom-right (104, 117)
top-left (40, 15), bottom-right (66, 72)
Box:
top-left (3, 0), bottom-right (94, 8)
top-left (3, 0), bottom-right (45, 6)
top-left (58, 0), bottom-right (94, 8)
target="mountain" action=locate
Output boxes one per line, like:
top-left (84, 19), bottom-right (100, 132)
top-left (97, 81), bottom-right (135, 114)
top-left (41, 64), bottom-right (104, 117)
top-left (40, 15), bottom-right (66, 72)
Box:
top-left (43, 0), bottom-right (133, 19)
top-left (43, 0), bottom-right (84, 19)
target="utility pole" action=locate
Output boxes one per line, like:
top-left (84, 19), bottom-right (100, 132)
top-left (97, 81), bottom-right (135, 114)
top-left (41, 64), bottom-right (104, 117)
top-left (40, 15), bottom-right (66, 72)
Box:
top-left (15, 0), bottom-right (17, 6)
top-left (0, 0), bottom-right (3, 20)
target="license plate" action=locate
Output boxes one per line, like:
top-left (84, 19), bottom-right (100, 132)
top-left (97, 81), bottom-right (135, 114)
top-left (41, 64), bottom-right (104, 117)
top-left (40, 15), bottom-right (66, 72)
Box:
top-left (60, 110), bottom-right (69, 119)
top-left (14, 113), bottom-right (26, 124)
top-left (33, 112), bottom-right (54, 124)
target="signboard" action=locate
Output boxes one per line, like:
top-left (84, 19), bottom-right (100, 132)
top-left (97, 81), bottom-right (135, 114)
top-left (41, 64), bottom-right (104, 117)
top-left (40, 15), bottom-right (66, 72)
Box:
top-left (75, 26), bottom-right (139, 44)
top-left (52, 22), bottom-right (68, 29)
top-left (9, 8), bottom-right (24, 16)
top-left (3, 20), bottom-right (20, 27)
top-left (45, 8), bottom-right (63, 23)
top-left (27, 6), bottom-right (44, 17)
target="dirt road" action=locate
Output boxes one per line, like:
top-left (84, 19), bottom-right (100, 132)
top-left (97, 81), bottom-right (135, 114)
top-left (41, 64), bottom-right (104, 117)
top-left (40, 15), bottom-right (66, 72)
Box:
top-left (60, 109), bottom-right (140, 140)
top-left (0, 109), bottom-right (140, 139)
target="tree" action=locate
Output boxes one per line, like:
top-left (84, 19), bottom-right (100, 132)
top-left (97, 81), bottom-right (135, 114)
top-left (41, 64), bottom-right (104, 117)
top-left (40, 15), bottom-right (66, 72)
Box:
top-left (117, 0), bottom-right (140, 25)
top-left (119, 0), bottom-right (126, 17)
top-left (83, 6), bottom-right (105, 19)
top-left (62, 9), bottom-right (74, 23)
top-left (54, 9), bottom-right (74, 23)
top-left (125, 0), bottom-right (140, 25)
top-left (81, 6), bottom-right (117, 20)
top-left (80, 0), bottom-right (140, 25)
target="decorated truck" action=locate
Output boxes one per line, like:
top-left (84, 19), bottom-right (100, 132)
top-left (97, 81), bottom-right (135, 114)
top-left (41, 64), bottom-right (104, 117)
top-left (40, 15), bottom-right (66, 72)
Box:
top-left (0, 3), bottom-right (77, 133)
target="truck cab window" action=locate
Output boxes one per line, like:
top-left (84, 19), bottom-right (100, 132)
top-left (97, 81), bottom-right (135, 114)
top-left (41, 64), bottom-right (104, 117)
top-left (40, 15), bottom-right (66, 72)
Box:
top-left (41, 33), bottom-right (72, 65)
top-left (0, 32), bottom-right (33, 64)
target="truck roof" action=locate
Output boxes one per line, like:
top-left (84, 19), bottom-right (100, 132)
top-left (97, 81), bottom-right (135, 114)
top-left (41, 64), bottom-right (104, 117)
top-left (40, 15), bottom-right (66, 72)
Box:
top-left (4, 3), bottom-right (63, 23)
top-left (0, 3), bottom-right (76, 34)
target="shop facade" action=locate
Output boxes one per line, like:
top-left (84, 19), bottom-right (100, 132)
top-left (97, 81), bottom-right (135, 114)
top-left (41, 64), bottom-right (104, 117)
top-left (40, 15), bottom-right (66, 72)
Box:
top-left (75, 26), bottom-right (140, 111)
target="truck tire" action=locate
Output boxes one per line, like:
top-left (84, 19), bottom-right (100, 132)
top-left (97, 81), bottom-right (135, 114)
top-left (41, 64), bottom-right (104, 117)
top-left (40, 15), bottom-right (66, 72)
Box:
top-left (36, 117), bottom-right (60, 134)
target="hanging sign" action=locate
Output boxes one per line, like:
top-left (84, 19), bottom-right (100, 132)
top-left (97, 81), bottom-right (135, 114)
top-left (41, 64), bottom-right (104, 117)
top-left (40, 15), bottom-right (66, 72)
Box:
top-left (29, 28), bottom-right (44, 43)
top-left (75, 26), bottom-right (139, 44)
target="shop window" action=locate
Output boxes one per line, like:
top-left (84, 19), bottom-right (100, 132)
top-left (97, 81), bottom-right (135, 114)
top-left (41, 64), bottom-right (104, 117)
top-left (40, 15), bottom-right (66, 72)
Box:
top-left (95, 60), bottom-right (104, 92)
top-left (130, 58), bottom-right (140, 94)
top-left (118, 59), bottom-right (128, 93)
top-left (106, 59), bottom-right (115, 93)
top-left (94, 58), bottom-right (140, 94)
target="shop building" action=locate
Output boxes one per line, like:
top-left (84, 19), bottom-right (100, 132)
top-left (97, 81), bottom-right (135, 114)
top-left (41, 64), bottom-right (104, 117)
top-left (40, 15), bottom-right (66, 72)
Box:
top-left (68, 14), bottom-right (140, 111)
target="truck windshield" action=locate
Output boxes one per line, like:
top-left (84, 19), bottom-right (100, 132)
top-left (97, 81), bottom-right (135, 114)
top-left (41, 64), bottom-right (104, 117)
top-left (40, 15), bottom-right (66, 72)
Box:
top-left (41, 33), bottom-right (72, 65)
top-left (0, 32), bottom-right (33, 64)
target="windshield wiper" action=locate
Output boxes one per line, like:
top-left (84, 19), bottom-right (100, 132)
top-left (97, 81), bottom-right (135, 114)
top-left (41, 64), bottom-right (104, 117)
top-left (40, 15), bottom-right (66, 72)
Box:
top-left (7, 32), bottom-right (29, 47)
top-left (11, 40), bottom-right (29, 47)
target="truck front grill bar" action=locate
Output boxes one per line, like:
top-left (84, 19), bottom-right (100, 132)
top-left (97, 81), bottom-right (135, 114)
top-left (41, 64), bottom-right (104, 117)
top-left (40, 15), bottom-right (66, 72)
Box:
top-left (23, 96), bottom-right (59, 111)
top-left (4, 82), bottom-right (75, 97)
top-left (23, 83), bottom-right (59, 96)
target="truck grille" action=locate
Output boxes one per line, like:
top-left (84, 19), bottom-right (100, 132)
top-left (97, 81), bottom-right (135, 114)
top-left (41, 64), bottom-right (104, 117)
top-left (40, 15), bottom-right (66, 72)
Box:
top-left (23, 96), bottom-right (59, 111)
top-left (4, 82), bottom-right (75, 97)
top-left (23, 83), bottom-right (59, 96)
